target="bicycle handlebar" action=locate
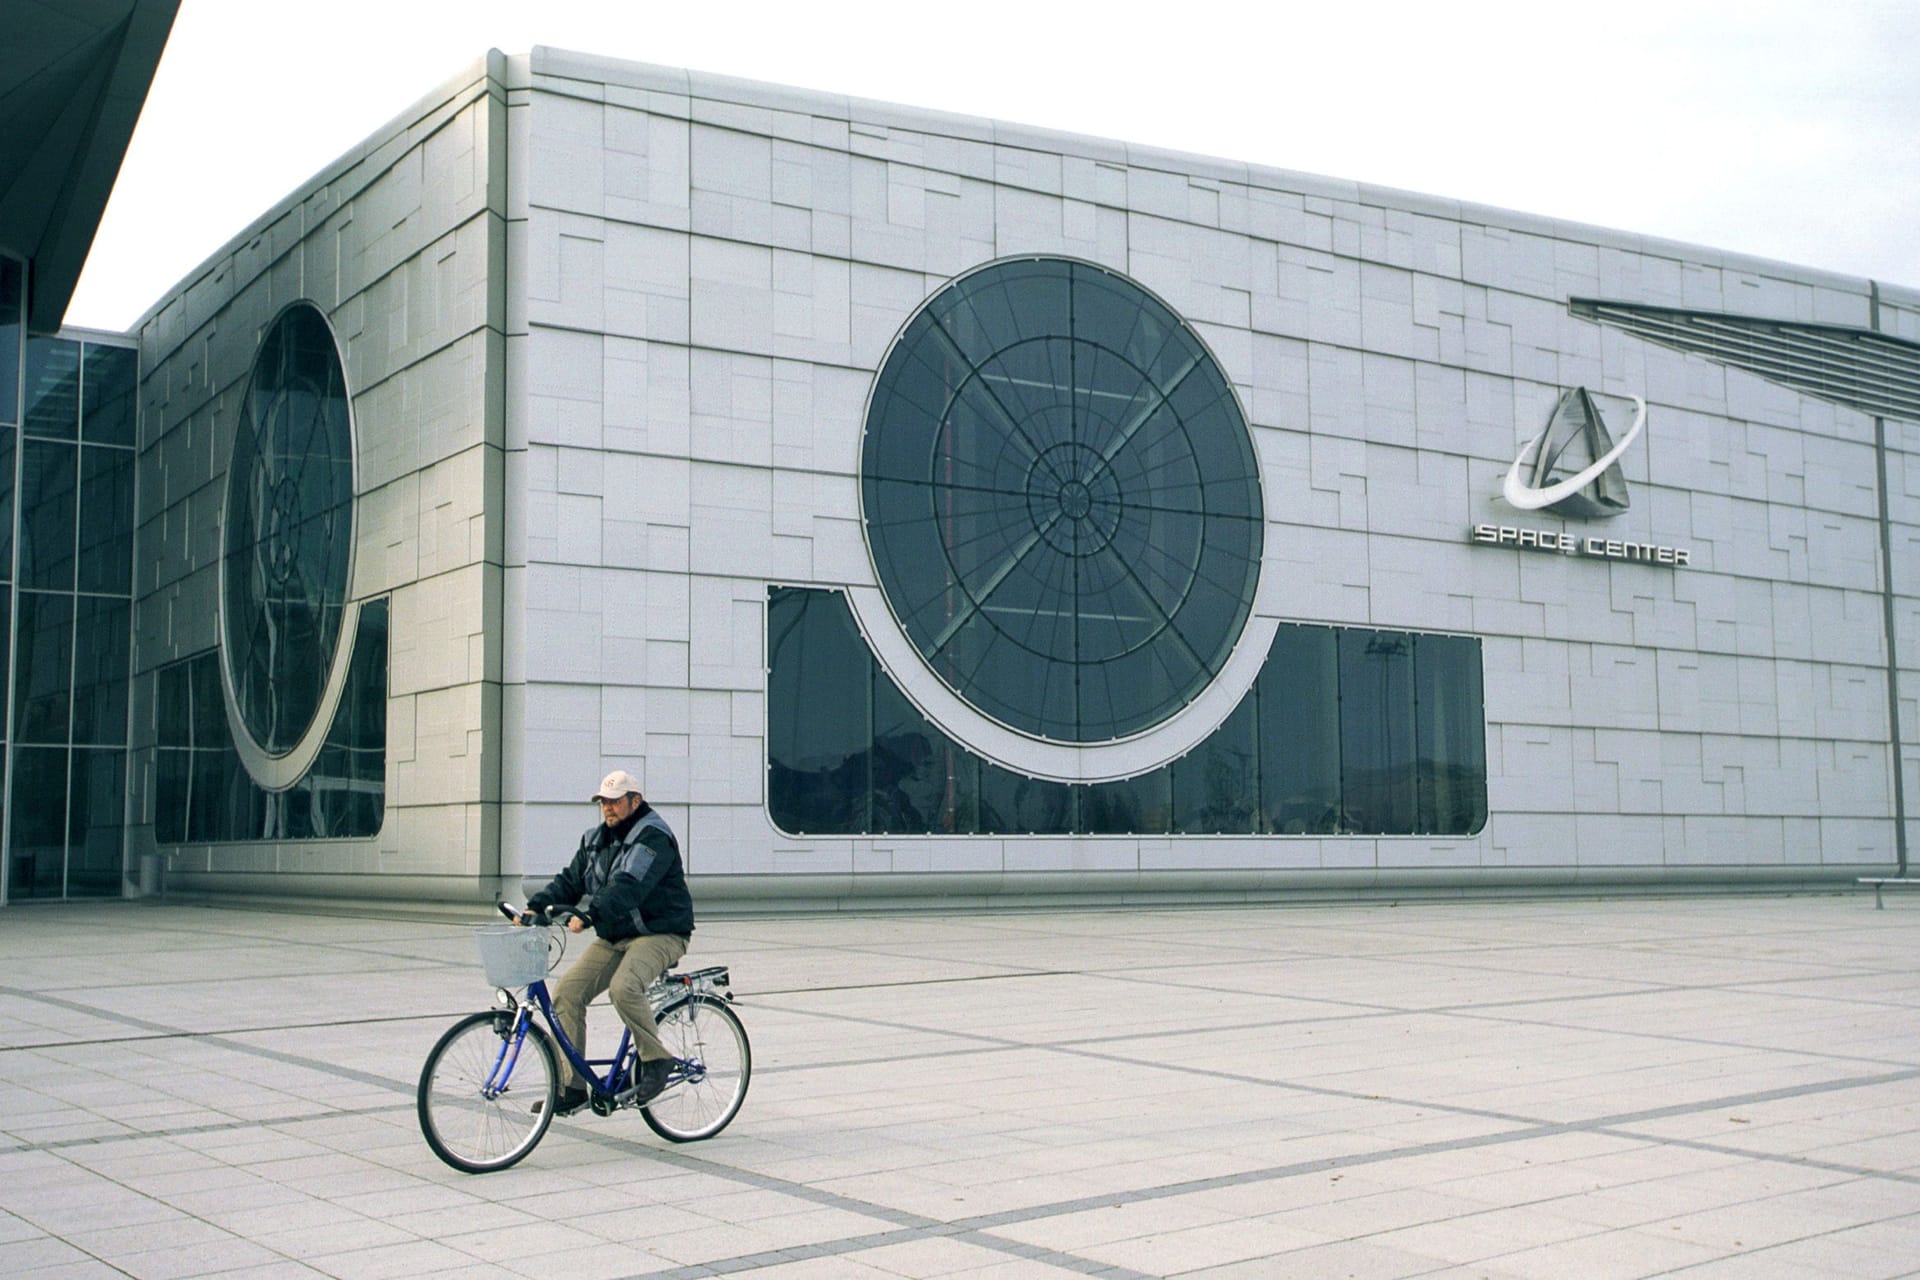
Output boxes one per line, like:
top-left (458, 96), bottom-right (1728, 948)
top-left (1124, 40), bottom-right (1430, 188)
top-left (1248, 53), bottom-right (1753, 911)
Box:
top-left (497, 900), bottom-right (586, 929)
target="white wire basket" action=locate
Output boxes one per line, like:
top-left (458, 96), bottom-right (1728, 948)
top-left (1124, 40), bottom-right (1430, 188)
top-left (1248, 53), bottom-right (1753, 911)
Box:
top-left (474, 925), bottom-right (549, 988)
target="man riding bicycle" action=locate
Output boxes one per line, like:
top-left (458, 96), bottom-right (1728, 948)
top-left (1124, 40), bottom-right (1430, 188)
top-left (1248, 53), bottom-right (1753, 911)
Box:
top-left (517, 770), bottom-right (694, 1117)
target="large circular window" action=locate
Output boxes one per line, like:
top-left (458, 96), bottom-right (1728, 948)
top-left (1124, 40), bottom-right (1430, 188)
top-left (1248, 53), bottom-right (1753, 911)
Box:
top-left (861, 258), bottom-right (1263, 743)
top-left (220, 302), bottom-right (356, 766)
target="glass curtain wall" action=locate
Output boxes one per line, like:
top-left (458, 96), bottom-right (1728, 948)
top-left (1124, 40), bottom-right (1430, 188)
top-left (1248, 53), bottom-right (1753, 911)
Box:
top-left (3, 307), bottom-right (138, 899)
top-left (768, 586), bottom-right (1488, 838)
top-left (154, 599), bottom-right (388, 842)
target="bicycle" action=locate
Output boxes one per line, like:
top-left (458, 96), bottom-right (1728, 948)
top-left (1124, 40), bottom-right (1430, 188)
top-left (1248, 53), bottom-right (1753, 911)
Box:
top-left (417, 903), bottom-right (751, 1174)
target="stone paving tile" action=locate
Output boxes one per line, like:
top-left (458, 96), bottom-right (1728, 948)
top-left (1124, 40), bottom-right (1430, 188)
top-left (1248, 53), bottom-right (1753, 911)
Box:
top-left (3, 895), bottom-right (1918, 1278)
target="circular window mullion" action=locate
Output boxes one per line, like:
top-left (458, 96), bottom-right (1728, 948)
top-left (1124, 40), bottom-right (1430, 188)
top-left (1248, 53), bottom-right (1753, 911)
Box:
top-left (862, 258), bottom-right (1262, 745)
top-left (219, 301), bottom-right (356, 774)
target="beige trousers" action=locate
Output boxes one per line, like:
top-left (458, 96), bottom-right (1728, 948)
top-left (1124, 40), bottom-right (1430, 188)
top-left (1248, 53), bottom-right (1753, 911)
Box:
top-left (549, 932), bottom-right (688, 1090)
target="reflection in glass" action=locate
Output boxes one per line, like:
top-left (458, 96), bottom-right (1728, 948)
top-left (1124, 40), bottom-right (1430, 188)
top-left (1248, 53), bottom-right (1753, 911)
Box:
top-left (20, 439), bottom-right (76, 590)
top-left (71, 596), bottom-right (130, 745)
top-left (78, 446), bottom-right (135, 594)
top-left (23, 338), bottom-right (79, 439)
top-left (1174, 694), bottom-right (1258, 833)
top-left (1416, 634), bottom-right (1489, 835)
top-left (222, 302), bottom-right (354, 758)
top-left (81, 344), bottom-right (137, 446)
top-left (977, 764), bottom-right (1075, 835)
top-left (862, 258), bottom-right (1263, 743)
top-left (153, 600), bottom-right (387, 843)
top-left (767, 587), bottom-right (1487, 840)
top-left (8, 747), bottom-right (68, 899)
top-left (766, 586), bottom-right (870, 833)
top-left (13, 590), bottom-right (72, 743)
top-left (871, 677), bottom-right (980, 835)
top-left (67, 748), bottom-right (125, 896)
top-left (1339, 630), bottom-right (1417, 835)
top-left (0, 428), bottom-right (14, 579)
top-left (0, 257), bottom-right (20, 425)
top-left (1259, 626), bottom-right (1342, 834)
top-left (1082, 768), bottom-right (1172, 835)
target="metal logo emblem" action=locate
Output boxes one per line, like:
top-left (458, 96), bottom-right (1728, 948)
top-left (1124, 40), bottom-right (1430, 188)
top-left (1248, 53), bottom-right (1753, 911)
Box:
top-left (1501, 387), bottom-right (1645, 519)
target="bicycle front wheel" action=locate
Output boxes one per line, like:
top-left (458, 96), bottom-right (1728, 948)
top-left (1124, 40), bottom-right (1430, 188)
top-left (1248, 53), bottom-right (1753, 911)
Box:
top-left (642, 994), bottom-right (750, 1142)
top-left (418, 1011), bottom-right (557, 1173)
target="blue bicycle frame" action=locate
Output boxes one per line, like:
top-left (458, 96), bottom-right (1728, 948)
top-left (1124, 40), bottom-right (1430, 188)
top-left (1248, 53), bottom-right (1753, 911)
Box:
top-left (483, 979), bottom-right (635, 1100)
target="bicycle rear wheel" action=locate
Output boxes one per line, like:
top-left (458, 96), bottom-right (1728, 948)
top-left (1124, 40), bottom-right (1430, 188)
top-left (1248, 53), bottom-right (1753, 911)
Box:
top-left (418, 1011), bottom-right (557, 1173)
top-left (641, 994), bottom-right (750, 1142)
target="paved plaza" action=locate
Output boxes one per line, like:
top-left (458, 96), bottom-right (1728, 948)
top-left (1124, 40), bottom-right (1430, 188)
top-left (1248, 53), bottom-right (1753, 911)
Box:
top-left (2, 892), bottom-right (1918, 1278)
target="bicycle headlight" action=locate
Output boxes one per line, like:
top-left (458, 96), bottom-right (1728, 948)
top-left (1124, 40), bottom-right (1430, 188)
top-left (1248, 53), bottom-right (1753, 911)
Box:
top-left (494, 987), bottom-right (515, 1007)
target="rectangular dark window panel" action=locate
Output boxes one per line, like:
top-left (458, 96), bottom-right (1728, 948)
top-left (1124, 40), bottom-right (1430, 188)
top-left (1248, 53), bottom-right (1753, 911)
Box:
top-left (1258, 625), bottom-right (1342, 834)
top-left (23, 337), bottom-right (79, 439)
top-left (766, 586), bottom-right (873, 834)
top-left (1081, 768), bottom-right (1172, 835)
top-left (0, 257), bottom-right (20, 426)
top-left (78, 445), bottom-right (135, 594)
top-left (152, 600), bottom-right (388, 844)
top-left (19, 438), bottom-right (76, 590)
top-left (1339, 630), bottom-right (1418, 835)
top-left (0, 427), bottom-right (14, 582)
top-left (764, 588), bottom-right (1487, 840)
top-left (978, 764), bottom-right (1075, 835)
top-left (7, 746), bottom-right (68, 899)
top-left (67, 747), bottom-right (125, 896)
top-left (71, 595), bottom-right (130, 745)
top-left (1173, 694), bottom-right (1259, 834)
top-left (81, 344), bottom-right (137, 446)
top-left (1415, 634), bottom-right (1489, 836)
top-left (13, 590), bottom-right (72, 744)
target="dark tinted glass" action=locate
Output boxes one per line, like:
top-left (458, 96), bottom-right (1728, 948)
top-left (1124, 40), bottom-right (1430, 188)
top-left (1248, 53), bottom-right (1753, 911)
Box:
top-left (0, 257), bottom-right (20, 425)
top-left (1415, 634), bottom-right (1488, 835)
top-left (151, 604), bottom-right (389, 845)
top-left (295, 598), bottom-right (388, 837)
top-left (1339, 630), bottom-right (1417, 835)
top-left (77, 446), bottom-right (135, 594)
top-left (0, 428), bottom-right (15, 580)
top-left (71, 595), bottom-right (130, 745)
top-left (81, 344), bottom-right (137, 446)
top-left (1172, 693), bottom-right (1259, 833)
top-left (1081, 768), bottom-right (1172, 834)
top-left (1258, 625), bottom-right (1342, 833)
top-left (978, 763), bottom-right (1074, 834)
top-left (19, 439), bottom-right (76, 590)
top-left (13, 590), bottom-right (72, 743)
top-left (870, 676), bottom-right (974, 834)
top-left (155, 747), bottom-right (188, 843)
top-left (767, 586), bottom-right (872, 834)
top-left (222, 302), bottom-right (354, 755)
top-left (0, 584), bottom-right (10, 736)
top-left (23, 338), bottom-right (79, 438)
top-left (862, 258), bottom-right (1263, 742)
top-left (66, 747), bottom-right (125, 896)
top-left (8, 747), bottom-right (68, 898)
top-left (764, 587), bottom-right (1486, 839)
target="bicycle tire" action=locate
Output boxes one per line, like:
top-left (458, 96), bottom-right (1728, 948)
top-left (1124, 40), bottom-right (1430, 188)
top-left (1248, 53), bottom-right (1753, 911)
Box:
top-left (641, 994), bottom-right (751, 1142)
top-left (418, 1011), bottom-right (558, 1173)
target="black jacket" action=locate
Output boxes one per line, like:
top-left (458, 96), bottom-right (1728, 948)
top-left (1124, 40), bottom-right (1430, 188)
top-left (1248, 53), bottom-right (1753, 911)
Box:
top-left (528, 804), bottom-right (694, 941)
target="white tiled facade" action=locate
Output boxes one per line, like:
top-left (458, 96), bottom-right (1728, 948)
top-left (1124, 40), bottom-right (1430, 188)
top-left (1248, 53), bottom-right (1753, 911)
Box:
top-left (133, 48), bottom-right (1918, 903)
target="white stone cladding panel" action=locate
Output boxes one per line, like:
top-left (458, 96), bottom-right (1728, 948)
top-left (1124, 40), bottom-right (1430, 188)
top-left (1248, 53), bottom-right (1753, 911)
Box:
top-left (134, 60), bottom-right (508, 891)
top-left (492, 50), bottom-right (1911, 890)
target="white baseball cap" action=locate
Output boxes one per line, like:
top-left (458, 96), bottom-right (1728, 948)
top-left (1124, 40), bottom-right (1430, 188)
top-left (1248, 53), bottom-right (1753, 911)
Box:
top-left (591, 770), bottom-right (642, 801)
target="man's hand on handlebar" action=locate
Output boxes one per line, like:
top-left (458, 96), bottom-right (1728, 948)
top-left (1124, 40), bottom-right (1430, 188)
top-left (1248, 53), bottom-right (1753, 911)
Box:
top-left (498, 901), bottom-right (590, 932)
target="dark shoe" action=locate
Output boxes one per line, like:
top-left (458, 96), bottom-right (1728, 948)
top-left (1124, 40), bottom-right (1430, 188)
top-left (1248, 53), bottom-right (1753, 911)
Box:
top-left (533, 1085), bottom-right (590, 1117)
top-left (631, 1058), bottom-right (674, 1104)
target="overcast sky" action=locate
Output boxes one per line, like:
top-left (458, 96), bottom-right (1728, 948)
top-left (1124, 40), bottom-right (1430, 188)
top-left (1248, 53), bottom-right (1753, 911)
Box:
top-left (65, 0), bottom-right (1920, 332)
